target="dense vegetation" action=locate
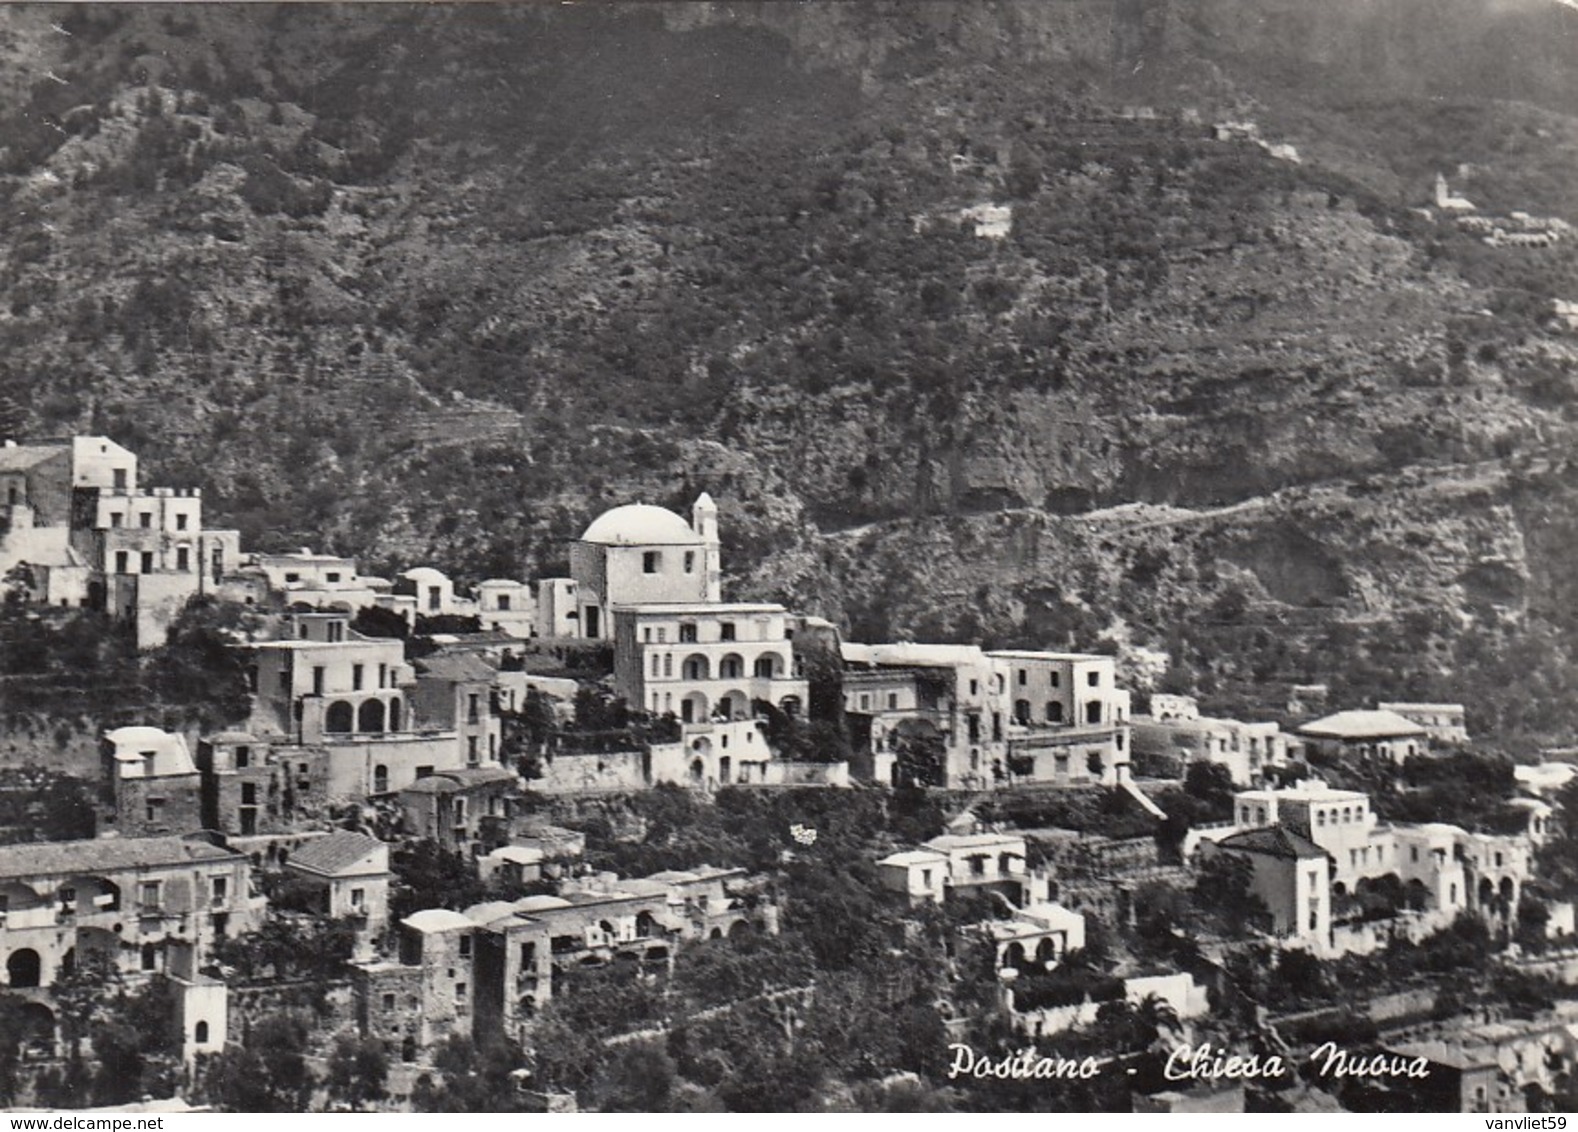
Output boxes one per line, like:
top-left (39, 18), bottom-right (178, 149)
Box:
top-left (0, 3), bottom-right (1577, 739)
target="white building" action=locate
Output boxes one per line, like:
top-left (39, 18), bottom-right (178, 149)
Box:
top-left (612, 602), bottom-right (807, 724)
top-left (563, 495), bottom-right (721, 640)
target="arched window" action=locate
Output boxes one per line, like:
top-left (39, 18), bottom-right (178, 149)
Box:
top-left (324, 701), bottom-right (354, 734)
top-left (1014, 700), bottom-right (1031, 724)
top-left (195, 1021), bottom-right (210, 1044)
top-left (358, 699), bottom-right (386, 733)
top-left (682, 655), bottom-right (711, 681)
top-left (753, 655), bottom-right (780, 678)
top-left (389, 697), bottom-right (403, 731)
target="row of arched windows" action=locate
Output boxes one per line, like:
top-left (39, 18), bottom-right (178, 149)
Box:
top-left (324, 697), bottom-right (403, 734)
top-left (649, 652), bottom-right (788, 681)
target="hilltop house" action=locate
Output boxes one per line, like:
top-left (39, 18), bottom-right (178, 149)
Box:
top-left (0, 436), bottom-right (241, 647)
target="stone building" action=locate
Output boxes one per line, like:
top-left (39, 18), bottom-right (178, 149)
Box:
top-left (1296, 709), bottom-right (1427, 766)
top-left (283, 831), bottom-right (391, 941)
top-left (240, 612), bottom-right (468, 801)
top-left (397, 766), bottom-right (520, 857)
top-left (354, 866), bottom-right (772, 1054)
top-left (991, 650), bottom-right (1132, 787)
top-left (612, 602), bottom-right (808, 725)
top-left (0, 833), bottom-right (262, 1000)
top-left (560, 495), bottom-right (721, 641)
top-left (1377, 702), bottom-right (1470, 747)
top-left (196, 730), bottom-right (323, 837)
top-left (100, 726), bottom-right (202, 838)
top-left (0, 436), bottom-right (240, 647)
top-left (841, 644), bottom-right (1133, 789)
top-left (1131, 694), bottom-right (1291, 785)
top-left (1204, 826), bottom-right (1332, 948)
top-left (1193, 778), bottom-right (1534, 941)
top-left (411, 652), bottom-right (503, 770)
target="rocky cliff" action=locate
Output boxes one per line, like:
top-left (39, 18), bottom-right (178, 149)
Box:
top-left (4, 2), bottom-right (1578, 741)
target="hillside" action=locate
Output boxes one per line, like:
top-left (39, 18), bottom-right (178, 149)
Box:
top-left (6, 2), bottom-right (1578, 742)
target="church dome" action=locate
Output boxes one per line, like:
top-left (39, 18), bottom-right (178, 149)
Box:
top-left (579, 503), bottom-right (701, 546)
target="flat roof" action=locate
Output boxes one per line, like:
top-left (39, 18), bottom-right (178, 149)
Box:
top-left (611, 602), bottom-right (787, 615)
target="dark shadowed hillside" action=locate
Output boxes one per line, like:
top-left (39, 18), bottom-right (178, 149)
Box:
top-left (6, 1), bottom-right (1578, 742)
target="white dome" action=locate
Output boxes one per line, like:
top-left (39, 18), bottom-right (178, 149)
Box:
top-left (580, 504), bottom-right (701, 546)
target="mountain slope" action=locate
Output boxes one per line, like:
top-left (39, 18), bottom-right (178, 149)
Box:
top-left (6, 2), bottom-right (1578, 741)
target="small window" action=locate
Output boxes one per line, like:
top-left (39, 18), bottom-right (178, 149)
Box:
top-left (284, 572), bottom-right (300, 583)
top-left (176, 546), bottom-right (189, 571)
top-left (720, 622), bottom-right (736, 642)
top-left (235, 746), bottom-right (250, 769)
top-left (382, 993), bottom-right (396, 1011)
top-left (353, 664), bottom-right (364, 691)
top-left (684, 551), bottom-right (696, 573)
top-left (110, 512), bottom-right (123, 529)
top-left (139, 512), bottom-right (152, 529)
top-left (888, 693), bottom-right (898, 710)
top-left (1018, 669), bottom-right (1027, 685)
top-left (1087, 671), bottom-right (1100, 687)
top-left (140, 551), bottom-right (153, 574)
top-left (1049, 672), bottom-right (1060, 688)
top-left (455, 982), bottom-right (467, 1002)
top-left (459, 935), bottom-right (472, 958)
top-left (497, 594), bottom-right (510, 611)
top-left (211, 877), bottom-right (227, 905)
top-left (176, 513), bottom-right (189, 531)
top-left (195, 1021), bottom-right (209, 1044)
top-left (140, 882), bottom-right (161, 911)
top-left (325, 571), bottom-right (341, 583)
top-left (643, 551), bottom-right (661, 574)
top-left (679, 623), bottom-right (698, 643)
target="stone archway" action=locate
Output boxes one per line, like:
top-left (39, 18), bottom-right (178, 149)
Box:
top-left (325, 701), bottom-right (354, 734)
top-left (6, 949), bottom-right (40, 988)
top-left (358, 698), bottom-right (386, 733)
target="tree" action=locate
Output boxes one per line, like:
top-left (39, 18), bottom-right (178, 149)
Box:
top-left (350, 605), bottom-right (410, 640)
top-left (326, 1034), bottom-right (389, 1111)
top-left (1193, 852), bottom-right (1273, 938)
top-left (892, 719), bottom-right (946, 788)
top-left (1184, 760), bottom-right (1235, 808)
top-left (145, 596), bottom-right (256, 728)
top-left (389, 840), bottom-right (489, 921)
top-left (207, 1013), bottom-right (315, 1112)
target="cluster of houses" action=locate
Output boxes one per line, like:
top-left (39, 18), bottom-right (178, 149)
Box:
top-left (0, 436), bottom-right (1568, 1112)
top-left (1429, 173), bottom-right (1572, 248)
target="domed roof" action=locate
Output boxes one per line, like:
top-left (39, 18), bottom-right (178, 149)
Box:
top-left (579, 503), bottom-right (701, 546)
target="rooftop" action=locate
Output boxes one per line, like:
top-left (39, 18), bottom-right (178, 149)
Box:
top-left (925, 833), bottom-right (1026, 852)
top-left (843, 642), bottom-right (987, 669)
top-left (0, 443), bottom-right (66, 472)
top-left (580, 503), bottom-right (702, 546)
top-left (413, 652), bottom-right (497, 683)
top-left (286, 831), bottom-right (387, 877)
top-left (1298, 709), bottom-right (1427, 740)
top-left (1216, 826), bottom-right (1329, 861)
top-left (1236, 777), bottom-right (1366, 804)
top-left (987, 650), bottom-right (1110, 663)
top-left (403, 908), bottom-right (474, 933)
top-left (0, 834), bottom-right (241, 880)
top-left (611, 601), bottom-right (785, 615)
top-left (400, 766), bottom-right (517, 794)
